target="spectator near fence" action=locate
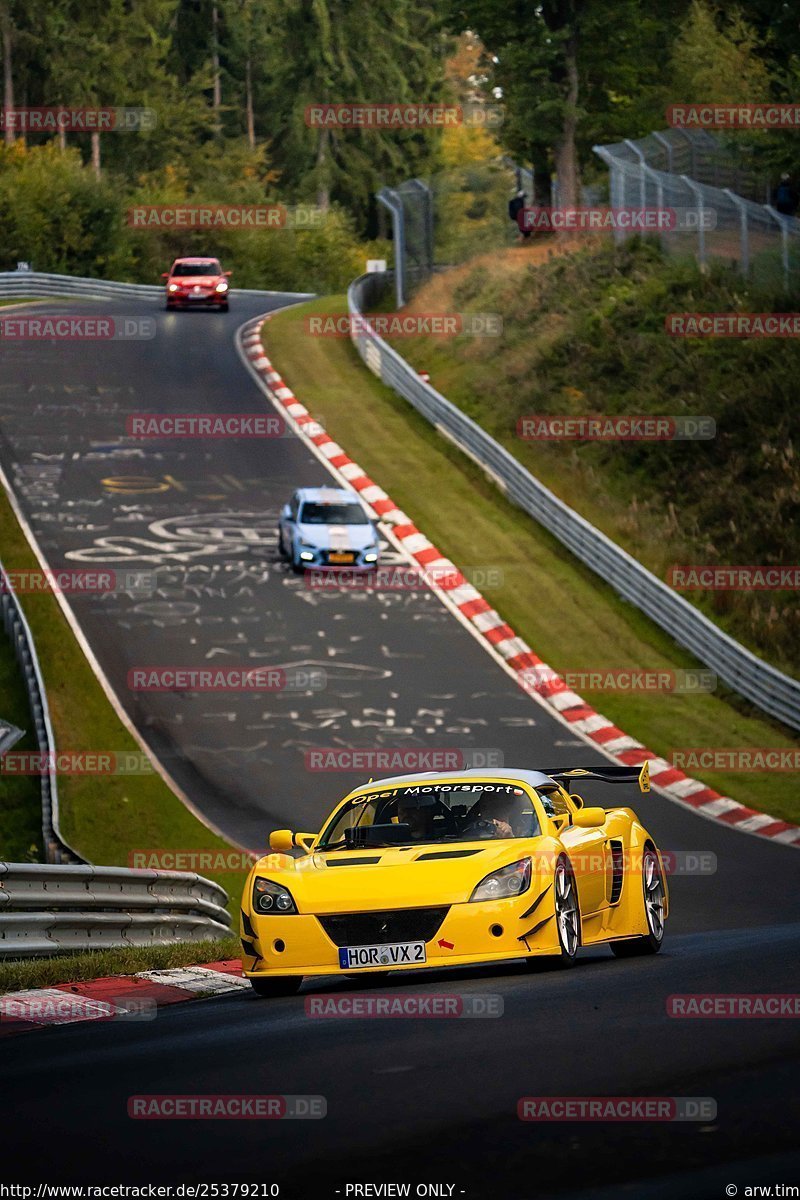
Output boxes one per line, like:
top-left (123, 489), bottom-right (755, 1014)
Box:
top-left (508, 189), bottom-right (531, 240)
top-left (773, 174), bottom-right (799, 218)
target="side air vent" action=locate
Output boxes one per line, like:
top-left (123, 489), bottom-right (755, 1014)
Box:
top-left (608, 839), bottom-right (624, 904)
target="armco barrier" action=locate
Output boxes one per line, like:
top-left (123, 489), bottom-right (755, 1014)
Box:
top-left (1, 559), bottom-right (83, 865)
top-left (0, 862), bottom-right (231, 957)
top-left (0, 269), bottom-right (313, 303)
top-left (347, 271), bottom-right (800, 732)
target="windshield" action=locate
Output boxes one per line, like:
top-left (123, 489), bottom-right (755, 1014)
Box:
top-left (318, 783), bottom-right (541, 850)
top-left (299, 502), bottom-right (369, 525)
top-left (172, 261), bottom-right (222, 276)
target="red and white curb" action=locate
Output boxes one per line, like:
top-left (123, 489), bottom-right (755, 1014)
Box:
top-left (0, 959), bottom-right (247, 1036)
top-left (239, 317), bottom-right (800, 850)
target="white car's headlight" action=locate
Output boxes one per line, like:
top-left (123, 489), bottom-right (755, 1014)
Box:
top-left (253, 877), bottom-right (297, 914)
top-left (364, 552), bottom-right (378, 563)
top-left (470, 858), bottom-right (532, 902)
top-left (299, 550), bottom-right (315, 561)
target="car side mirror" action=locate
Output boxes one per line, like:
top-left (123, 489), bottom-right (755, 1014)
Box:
top-left (270, 829), bottom-right (295, 852)
top-left (270, 829), bottom-right (316, 853)
top-left (281, 504), bottom-right (292, 520)
top-left (161, 272), bottom-right (169, 280)
top-left (572, 807), bottom-right (605, 829)
top-left (224, 270), bottom-right (232, 278)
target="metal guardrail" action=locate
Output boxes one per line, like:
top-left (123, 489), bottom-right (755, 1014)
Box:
top-left (347, 271), bottom-right (800, 733)
top-left (0, 863), bottom-right (231, 958)
top-left (1, 562), bottom-right (84, 865)
top-left (0, 270), bottom-right (314, 302)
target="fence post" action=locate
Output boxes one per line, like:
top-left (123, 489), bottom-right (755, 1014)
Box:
top-left (624, 139), bottom-right (649, 212)
top-left (376, 187), bottom-right (406, 308)
top-left (765, 205), bottom-right (791, 290)
top-left (410, 178), bottom-right (435, 278)
top-left (723, 189), bottom-right (750, 276)
top-left (680, 176), bottom-right (706, 268)
top-left (673, 128), bottom-right (697, 177)
top-left (652, 131), bottom-right (674, 174)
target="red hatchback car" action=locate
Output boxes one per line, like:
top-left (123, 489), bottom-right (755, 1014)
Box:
top-left (162, 257), bottom-right (232, 312)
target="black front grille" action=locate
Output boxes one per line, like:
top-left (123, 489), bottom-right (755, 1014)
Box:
top-left (318, 907), bottom-right (449, 947)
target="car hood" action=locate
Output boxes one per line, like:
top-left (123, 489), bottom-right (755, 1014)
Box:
top-left (296, 522), bottom-right (376, 551)
top-left (252, 840), bottom-right (539, 911)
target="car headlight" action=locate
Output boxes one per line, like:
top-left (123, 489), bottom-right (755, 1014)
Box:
top-left (167, 283), bottom-right (179, 292)
top-left (215, 281), bottom-right (229, 292)
top-left (470, 858), bottom-right (532, 903)
top-left (299, 549), bottom-right (315, 562)
top-left (364, 552), bottom-right (378, 563)
top-left (253, 877), bottom-right (297, 914)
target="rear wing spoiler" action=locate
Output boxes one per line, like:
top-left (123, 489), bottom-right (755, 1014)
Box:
top-left (542, 762), bottom-right (650, 794)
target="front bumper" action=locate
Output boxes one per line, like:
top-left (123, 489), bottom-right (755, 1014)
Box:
top-left (166, 290), bottom-right (227, 306)
top-left (242, 898), bottom-right (563, 978)
top-left (295, 549), bottom-right (380, 570)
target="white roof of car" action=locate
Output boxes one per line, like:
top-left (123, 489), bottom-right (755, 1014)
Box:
top-left (349, 768), bottom-right (557, 794)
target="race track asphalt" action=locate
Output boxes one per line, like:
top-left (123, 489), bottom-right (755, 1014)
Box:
top-left (0, 295), bottom-right (798, 1198)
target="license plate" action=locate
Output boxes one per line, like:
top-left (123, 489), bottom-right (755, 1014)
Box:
top-left (338, 941), bottom-right (426, 970)
top-left (329, 552), bottom-right (354, 564)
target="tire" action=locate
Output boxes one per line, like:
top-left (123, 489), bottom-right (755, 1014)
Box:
top-left (250, 976), bottom-right (302, 998)
top-left (277, 528), bottom-right (288, 559)
top-left (291, 550), bottom-right (304, 575)
top-left (552, 856), bottom-right (580, 965)
top-left (527, 856), bottom-right (580, 970)
top-left (611, 845), bottom-right (666, 958)
top-left (219, 303), bottom-right (229, 312)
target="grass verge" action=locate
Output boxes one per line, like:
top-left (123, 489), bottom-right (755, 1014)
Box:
top-left (261, 294), bottom-right (800, 825)
top-left (0, 484), bottom-right (248, 909)
top-left (0, 638), bottom-right (42, 861)
top-left (0, 935), bottom-right (241, 995)
top-left (390, 239), bottom-right (800, 674)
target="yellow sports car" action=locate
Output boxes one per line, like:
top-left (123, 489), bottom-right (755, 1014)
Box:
top-left (240, 763), bottom-right (668, 996)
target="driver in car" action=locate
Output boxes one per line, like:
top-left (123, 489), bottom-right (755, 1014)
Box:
top-left (462, 795), bottom-right (514, 839)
